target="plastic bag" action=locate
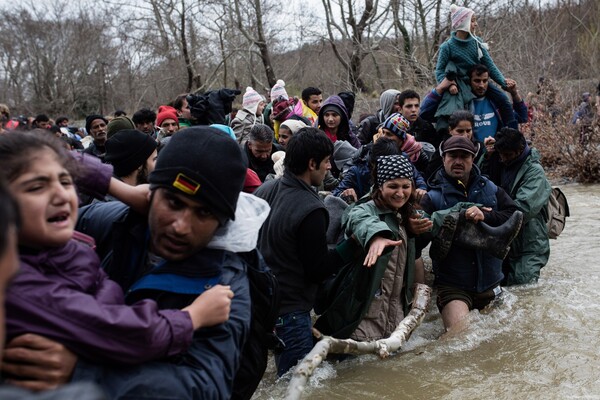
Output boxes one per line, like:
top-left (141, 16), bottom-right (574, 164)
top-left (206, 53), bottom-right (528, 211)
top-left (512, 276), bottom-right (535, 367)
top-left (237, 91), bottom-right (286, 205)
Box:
top-left (207, 192), bottom-right (270, 252)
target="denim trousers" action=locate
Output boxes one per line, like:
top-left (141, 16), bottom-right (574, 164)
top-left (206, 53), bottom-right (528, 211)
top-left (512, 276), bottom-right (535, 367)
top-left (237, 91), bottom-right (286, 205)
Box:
top-left (274, 310), bottom-right (313, 377)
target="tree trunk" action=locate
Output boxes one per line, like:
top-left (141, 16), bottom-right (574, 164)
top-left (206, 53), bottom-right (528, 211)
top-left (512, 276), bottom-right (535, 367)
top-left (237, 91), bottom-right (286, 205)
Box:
top-left (180, 0), bottom-right (194, 92)
top-left (253, 0), bottom-right (276, 88)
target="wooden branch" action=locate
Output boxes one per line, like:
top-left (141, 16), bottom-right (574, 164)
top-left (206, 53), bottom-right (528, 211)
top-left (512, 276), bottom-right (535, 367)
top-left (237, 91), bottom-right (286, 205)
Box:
top-left (285, 283), bottom-right (432, 400)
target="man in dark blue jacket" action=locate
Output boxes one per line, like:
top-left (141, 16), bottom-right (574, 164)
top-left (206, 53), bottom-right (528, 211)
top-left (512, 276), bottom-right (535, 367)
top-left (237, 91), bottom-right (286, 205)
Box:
top-left (421, 136), bottom-right (518, 332)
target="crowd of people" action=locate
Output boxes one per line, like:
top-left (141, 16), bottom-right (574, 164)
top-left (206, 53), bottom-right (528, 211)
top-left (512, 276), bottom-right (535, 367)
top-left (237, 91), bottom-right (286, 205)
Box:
top-left (0, 4), bottom-right (589, 399)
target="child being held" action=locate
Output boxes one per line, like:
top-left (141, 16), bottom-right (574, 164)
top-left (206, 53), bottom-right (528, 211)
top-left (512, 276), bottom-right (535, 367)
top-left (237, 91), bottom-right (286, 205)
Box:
top-left (1, 131), bottom-right (234, 366)
top-left (434, 4), bottom-right (516, 133)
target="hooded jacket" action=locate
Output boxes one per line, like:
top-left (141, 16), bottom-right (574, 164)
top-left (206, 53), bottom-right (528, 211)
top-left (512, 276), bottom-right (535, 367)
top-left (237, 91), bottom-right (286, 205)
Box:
top-left (5, 239), bottom-right (193, 364)
top-left (499, 148), bottom-right (551, 285)
top-left (231, 110), bottom-right (264, 145)
top-left (357, 89), bottom-right (400, 145)
top-left (318, 95), bottom-right (361, 149)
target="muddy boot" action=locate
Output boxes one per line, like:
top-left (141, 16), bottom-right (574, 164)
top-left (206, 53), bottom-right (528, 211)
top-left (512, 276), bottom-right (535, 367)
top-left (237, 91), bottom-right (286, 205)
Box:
top-left (429, 211), bottom-right (459, 261)
top-left (453, 210), bottom-right (524, 259)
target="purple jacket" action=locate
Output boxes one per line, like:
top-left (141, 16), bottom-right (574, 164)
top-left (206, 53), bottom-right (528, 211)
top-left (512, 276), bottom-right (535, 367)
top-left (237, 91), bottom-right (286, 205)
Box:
top-left (5, 238), bottom-right (194, 364)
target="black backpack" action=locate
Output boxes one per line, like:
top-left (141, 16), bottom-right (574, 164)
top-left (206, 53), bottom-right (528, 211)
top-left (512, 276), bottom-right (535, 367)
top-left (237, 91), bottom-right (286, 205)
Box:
top-left (232, 249), bottom-right (281, 400)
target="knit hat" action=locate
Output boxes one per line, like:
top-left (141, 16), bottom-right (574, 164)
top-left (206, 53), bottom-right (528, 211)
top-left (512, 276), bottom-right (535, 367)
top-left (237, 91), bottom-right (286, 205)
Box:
top-left (155, 105), bottom-right (179, 128)
top-left (149, 126), bottom-right (248, 225)
top-left (376, 155), bottom-right (414, 188)
top-left (242, 87), bottom-right (266, 115)
top-left (271, 97), bottom-right (295, 121)
top-left (320, 104), bottom-right (342, 117)
top-left (270, 79), bottom-right (289, 101)
top-left (382, 113), bottom-right (410, 140)
top-left (105, 129), bottom-right (158, 177)
top-left (441, 135), bottom-right (478, 156)
top-left (280, 119), bottom-right (307, 134)
top-left (450, 4), bottom-right (474, 33)
top-left (106, 116), bottom-right (135, 139)
top-left (85, 114), bottom-right (107, 134)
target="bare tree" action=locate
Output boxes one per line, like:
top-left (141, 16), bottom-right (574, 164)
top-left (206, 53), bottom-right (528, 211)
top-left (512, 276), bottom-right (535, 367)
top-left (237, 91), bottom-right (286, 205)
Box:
top-left (231, 0), bottom-right (278, 88)
top-left (320, 0), bottom-right (394, 93)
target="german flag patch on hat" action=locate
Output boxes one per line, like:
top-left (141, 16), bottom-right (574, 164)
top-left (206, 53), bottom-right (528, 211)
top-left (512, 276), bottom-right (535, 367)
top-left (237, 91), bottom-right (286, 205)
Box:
top-left (172, 173), bottom-right (200, 195)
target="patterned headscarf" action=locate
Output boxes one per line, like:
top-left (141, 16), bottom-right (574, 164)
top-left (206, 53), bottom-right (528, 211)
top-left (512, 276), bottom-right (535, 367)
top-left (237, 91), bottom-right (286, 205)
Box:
top-left (376, 155), bottom-right (414, 188)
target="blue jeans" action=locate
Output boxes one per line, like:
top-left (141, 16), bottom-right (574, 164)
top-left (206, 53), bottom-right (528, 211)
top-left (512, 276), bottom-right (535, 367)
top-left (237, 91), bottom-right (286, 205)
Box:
top-left (274, 311), bottom-right (313, 377)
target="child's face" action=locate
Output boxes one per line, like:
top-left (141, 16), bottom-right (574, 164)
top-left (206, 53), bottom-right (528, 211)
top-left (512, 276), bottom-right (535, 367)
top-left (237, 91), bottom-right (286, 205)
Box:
top-left (9, 148), bottom-right (78, 249)
top-left (470, 15), bottom-right (478, 34)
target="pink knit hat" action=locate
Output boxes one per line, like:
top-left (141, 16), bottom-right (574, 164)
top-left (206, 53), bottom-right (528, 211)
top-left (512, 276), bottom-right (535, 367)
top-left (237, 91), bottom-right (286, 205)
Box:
top-left (270, 79), bottom-right (289, 101)
top-left (450, 4), bottom-right (474, 33)
top-left (243, 87), bottom-right (266, 115)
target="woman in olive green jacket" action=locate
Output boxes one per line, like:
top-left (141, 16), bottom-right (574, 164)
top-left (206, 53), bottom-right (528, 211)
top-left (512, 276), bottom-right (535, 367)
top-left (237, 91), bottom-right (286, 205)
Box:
top-left (315, 155), bottom-right (418, 340)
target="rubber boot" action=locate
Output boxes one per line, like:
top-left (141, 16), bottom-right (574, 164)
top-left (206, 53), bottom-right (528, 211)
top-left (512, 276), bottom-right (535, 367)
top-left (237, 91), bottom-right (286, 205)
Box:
top-left (429, 211), bottom-right (459, 261)
top-left (453, 210), bottom-right (524, 259)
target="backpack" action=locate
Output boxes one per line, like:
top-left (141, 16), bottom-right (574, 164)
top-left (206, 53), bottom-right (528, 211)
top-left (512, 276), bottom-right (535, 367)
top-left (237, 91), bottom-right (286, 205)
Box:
top-left (232, 249), bottom-right (281, 400)
top-left (546, 187), bottom-right (570, 239)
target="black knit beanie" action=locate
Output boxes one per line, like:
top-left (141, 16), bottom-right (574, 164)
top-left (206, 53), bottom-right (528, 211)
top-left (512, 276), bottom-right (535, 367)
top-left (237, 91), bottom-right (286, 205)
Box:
top-left (85, 114), bottom-right (107, 134)
top-left (149, 126), bottom-right (248, 224)
top-left (105, 129), bottom-right (157, 177)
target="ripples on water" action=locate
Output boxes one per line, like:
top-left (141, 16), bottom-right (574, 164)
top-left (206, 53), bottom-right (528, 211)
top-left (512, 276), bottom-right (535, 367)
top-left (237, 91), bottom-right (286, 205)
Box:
top-left (252, 184), bottom-right (600, 400)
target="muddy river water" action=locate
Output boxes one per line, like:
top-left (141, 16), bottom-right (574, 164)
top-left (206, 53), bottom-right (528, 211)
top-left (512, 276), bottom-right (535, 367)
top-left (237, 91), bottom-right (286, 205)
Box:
top-left (253, 183), bottom-right (600, 400)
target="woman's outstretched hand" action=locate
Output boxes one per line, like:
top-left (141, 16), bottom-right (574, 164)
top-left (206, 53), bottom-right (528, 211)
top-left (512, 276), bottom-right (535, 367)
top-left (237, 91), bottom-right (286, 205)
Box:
top-left (364, 237), bottom-right (403, 268)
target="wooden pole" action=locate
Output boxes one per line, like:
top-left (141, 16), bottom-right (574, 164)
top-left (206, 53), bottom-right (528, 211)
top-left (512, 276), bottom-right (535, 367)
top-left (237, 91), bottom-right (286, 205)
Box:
top-left (285, 283), bottom-right (432, 400)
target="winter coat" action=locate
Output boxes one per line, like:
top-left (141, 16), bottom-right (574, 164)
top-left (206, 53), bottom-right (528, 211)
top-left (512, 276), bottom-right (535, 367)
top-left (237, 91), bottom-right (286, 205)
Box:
top-left (435, 61), bottom-right (476, 121)
top-left (357, 89), bottom-right (401, 145)
top-left (422, 166), bottom-right (518, 293)
top-left (75, 201), bottom-right (251, 400)
top-left (231, 109), bottom-right (264, 145)
top-left (314, 199), bottom-right (415, 340)
top-left (5, 238), bottom-right (193, 365)
top-left (436, 32), bottom-right (507, 87)
top-left (501, 148), bottom-right (551, 285)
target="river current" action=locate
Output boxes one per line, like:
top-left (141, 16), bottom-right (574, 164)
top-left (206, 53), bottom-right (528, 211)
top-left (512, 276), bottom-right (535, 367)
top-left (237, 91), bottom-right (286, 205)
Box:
top-left (252, 183), bottom-right (600, 400)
